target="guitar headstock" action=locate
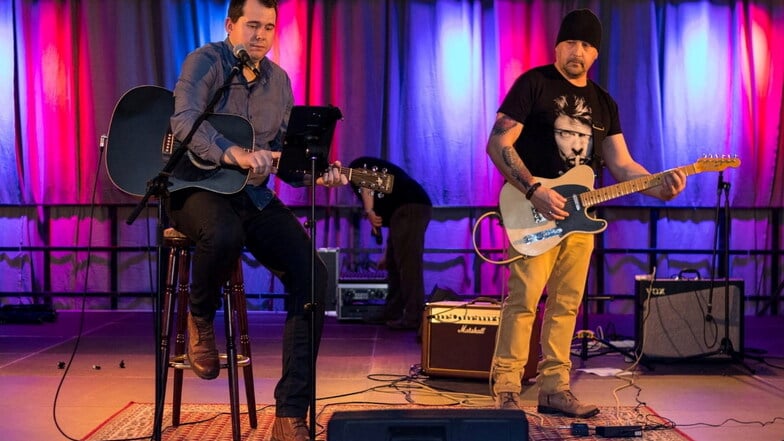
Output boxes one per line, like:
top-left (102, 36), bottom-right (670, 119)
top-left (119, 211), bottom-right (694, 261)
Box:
top-left (693, 156), bottom-right (741, 173)
top-left (351, 167), bottom-right (395, 194)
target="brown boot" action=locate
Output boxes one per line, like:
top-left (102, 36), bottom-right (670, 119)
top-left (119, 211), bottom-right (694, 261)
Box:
top-left (537, 390), bottom-right (599, 418)
top-left (270, 416), bottom-right (308, 441)
top-left (187, 313), bottom-right (219, 380)
top-left (495, 392), bottom-right (524, 410)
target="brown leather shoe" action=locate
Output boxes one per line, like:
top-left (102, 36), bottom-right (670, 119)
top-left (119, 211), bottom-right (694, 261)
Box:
top-left (537, 390), bottom-right (600, 418)
top-left (187, 313), bottom-right (219, 380)
top-left (270, 416), bottom-right (308, 441)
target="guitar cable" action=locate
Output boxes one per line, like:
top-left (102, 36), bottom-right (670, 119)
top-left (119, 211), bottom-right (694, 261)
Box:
top-left (471, 211), bottom-right (523, 265)
top-left (51, 134), bottom-right (108, 441)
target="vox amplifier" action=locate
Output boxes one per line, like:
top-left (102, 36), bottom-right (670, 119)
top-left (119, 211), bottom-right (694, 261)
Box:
top-left (337, 283), bottom-right (388, 321)
top-left (421, 301), bottom-right (539, 380)
top-left (635, 278), bottom-right (744, 360)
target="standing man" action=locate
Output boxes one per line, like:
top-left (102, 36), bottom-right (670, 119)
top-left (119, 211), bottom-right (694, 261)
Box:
top-left (349, 156), bottom-right (432, 330)
top-left (485, 9), bottom-right (686, 417)
top-left (169, 1), bottom-right (347, 440)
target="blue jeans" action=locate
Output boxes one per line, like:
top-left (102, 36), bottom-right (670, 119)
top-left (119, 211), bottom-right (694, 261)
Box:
top-left (168, 189), bottom-right (326, 417)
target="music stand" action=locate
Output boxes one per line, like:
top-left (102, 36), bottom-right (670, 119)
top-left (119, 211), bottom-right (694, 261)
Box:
top-left (279, 104), bottom-right (342, 441)
top-left (277, 105), bottom-right (343, 186)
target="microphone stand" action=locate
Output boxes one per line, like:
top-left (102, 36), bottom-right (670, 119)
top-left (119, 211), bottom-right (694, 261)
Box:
top-left (714, 173), bottom-right (746, 367)
top-left (705, 172), bottom-right (762, 372)
top-left (125, 60), bottom-right (244, 441)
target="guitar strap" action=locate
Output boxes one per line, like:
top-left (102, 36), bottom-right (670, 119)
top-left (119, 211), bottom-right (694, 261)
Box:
top-left (587, 80), bottom-right (610, 178)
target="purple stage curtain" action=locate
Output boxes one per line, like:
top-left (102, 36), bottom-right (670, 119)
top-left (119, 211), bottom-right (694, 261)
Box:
top-left (1, 1), bottom-right (782, 305)
top-left (2, 0), bottom-right (781, 207)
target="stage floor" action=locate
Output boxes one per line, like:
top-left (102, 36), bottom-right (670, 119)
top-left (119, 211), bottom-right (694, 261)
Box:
top-left (1, 309), bottom-right (782, 440)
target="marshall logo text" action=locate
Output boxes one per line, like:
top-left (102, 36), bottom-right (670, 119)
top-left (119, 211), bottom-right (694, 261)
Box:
top-left (457, 324), bottom-right (487, 335)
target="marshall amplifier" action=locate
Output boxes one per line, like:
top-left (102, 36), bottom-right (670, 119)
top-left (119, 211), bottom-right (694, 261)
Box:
top-left (421, 301), bottom-right (539, 380)
top-left (635, 277), bottom-right (744, 360)
top-left (337, 283), bottom-right (388, 321)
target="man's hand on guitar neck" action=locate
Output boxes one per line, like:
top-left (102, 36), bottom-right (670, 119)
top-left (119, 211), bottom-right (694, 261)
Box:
top-left (315, 161), bottom-right (349, 188)
top-left (529, 184), bottom-right (568, 220)
top-left (650, 169), bottom-right (687, 201)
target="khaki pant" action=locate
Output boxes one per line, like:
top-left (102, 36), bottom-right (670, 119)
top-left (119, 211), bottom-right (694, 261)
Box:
top-left (492, 233), bottom-right (594, 395)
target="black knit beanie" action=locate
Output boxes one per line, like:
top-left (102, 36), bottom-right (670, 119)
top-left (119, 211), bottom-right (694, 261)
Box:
top-left (556, 9), bottom-right (602, 51)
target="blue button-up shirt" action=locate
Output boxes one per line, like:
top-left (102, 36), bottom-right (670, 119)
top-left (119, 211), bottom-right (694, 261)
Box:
top-left (171, 38), bottom-right (294, 209)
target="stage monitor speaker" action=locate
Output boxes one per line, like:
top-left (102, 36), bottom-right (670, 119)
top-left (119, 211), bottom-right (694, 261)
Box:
top-left (421, 301), bottom-right (539, 380)
top-left (327, 408), bottom-right (528, 441)
top-left (317, 248), bottom-right (339, 311)
top-left (635, 278), bottom-right (744, 360)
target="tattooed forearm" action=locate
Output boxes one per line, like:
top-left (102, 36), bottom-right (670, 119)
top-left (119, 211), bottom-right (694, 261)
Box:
top-left (488, 114), bottom-right (535, 189)
top-left (491, 115), bottom-right (517, 136)
top-left (501, 146), bottom-right (534, 190)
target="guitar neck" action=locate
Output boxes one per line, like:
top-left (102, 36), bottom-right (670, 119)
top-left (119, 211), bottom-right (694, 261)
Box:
top-left (581, 163), bottom-right (698, 207)
top-left (269, 157), bottom-right (351, 176)
top-left (266, 157), bottom-right (393, 193)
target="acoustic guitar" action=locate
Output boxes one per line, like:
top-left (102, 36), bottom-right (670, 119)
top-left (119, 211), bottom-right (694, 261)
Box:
top-left (105, 85), bottom-right (394, 197)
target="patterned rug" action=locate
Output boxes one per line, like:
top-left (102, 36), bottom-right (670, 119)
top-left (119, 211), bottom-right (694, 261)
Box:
top-left (82, 402), bottom-right (693, 441)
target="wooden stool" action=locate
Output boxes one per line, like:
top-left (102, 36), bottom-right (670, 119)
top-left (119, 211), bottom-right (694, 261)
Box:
top-left (160, 227), bottom-right (256, 441)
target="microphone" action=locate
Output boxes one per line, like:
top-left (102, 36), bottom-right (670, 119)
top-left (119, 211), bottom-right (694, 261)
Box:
top-left (233, 44), bottom-right (260, 77)
top-left (371, 226), bottom-right (383, 245)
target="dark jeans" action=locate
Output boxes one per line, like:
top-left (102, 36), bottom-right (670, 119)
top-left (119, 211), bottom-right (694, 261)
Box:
top-left (168, 189), bottom-right (326, 417)
top-left (383, 203), bottom-right (432, 324)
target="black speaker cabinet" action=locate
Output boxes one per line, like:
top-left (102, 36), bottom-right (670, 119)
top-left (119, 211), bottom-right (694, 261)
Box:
top-left (317, 248), bottom-right (339, 311)
top-left (421, 301), bottom-right (539, 380)
top-left (327, 408), bottom-right (528, 441)
top-left (635, 278), bottom-right (744, 360)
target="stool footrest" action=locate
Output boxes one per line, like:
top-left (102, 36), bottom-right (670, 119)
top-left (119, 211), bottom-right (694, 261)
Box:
top-left (170, 354), bottom-right (251, 370)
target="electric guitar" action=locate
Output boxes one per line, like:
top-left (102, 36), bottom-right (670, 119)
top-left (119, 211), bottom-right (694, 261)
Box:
top-left (499, 157), bottom-right (741, 257)
top-left (105, 85), bottom-right (394, 197)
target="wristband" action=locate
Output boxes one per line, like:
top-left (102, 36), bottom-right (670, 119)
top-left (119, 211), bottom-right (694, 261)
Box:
top-left (525, 182), bottom-right (542, 200)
